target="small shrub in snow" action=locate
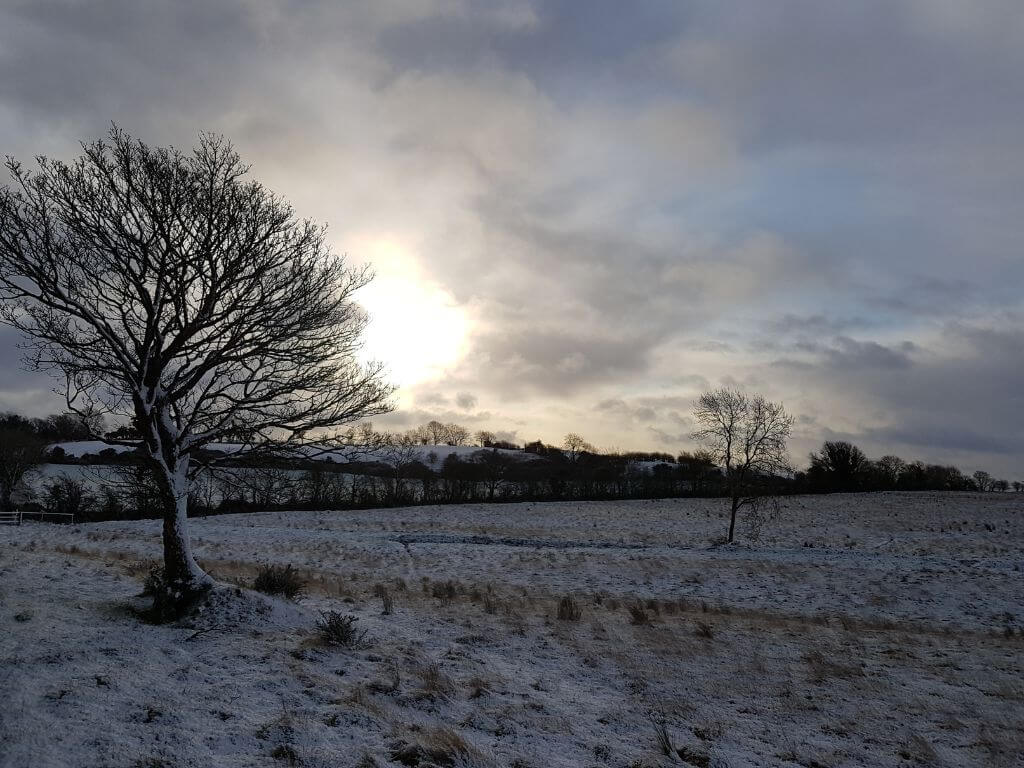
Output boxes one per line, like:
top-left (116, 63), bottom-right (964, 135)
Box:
top-left (556, 594), bottom-right (581, 621)
top-left (253, 564), bottom-right (305, 599)
top-left (316, 611), bottom-right (369, 648)
top-left (695, 621), bottom-right (714, 639)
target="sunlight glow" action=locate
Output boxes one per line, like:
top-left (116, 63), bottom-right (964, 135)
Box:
top-left (353, 236), bottom-right (469, 389)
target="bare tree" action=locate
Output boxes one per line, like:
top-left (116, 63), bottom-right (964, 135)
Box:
top-left (691, 388), bottom-right (793, 543)
top-left (378, 432), bottom-right (423, 503)
top-left (444, 423), bottom-right (470, 446)
top-left (563, 432), bottom-right (595, 463)
top-left (972, 470), bottom-right (993, 492)
top-left (0, 128), bottom-right (392, 612)
top-left (0, 429), bottom-right (48, 510)
top-left (475, 429), bottom-right (496, 447)
top-left (424, 420), bottom-right (447, 445)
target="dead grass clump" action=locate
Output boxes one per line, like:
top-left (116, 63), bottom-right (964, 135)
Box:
top-left (270, 744), bottom-right (299, 765)
top-left (389, 727), bottom-right (486, 767)
top-left (694, 621), bottom-right (714, 639)
top-left (898, 731), bottom-right (939, 764)
top-left (316, 611), bottom-right (369, 648)
top-left (556, 594), bottom-right (581, 621)
top-left (466, 675), bottom-right (491, 699)
top-left (802, 650), bottom-right (862, 683)
top-left (628, 601), bottom-right (651, 625)
top-left (373, 584), bottom-right (394, 615)
top-left (412, 661), bottom-right (455, 699)
top-left (253, 564), bottom-right (305, 599)
top-left (430, 580), bottom-right (459, 603)
top-left (650, 714), bottom-right (675, 756)
top-left (482, 594), bottom-right (499, 615)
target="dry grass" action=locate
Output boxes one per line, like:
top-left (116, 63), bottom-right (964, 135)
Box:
top-left (556, 594), bottom-right (581, 621)
top-left (411, 660), bottom-right (455, 700)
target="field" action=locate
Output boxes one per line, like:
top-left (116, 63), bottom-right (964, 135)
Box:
top-left (2, 492), bottom-right (1022, 767)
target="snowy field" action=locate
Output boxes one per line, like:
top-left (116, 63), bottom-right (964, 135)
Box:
top-left (2, 492), bottom-right (1022, 767)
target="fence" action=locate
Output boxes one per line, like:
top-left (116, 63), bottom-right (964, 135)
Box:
top-left (0, 511), bottom-right (76, 526)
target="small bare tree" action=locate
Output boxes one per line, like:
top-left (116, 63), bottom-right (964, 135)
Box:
top-left (563, 432), bottom-right (595, 463)
top-left (0, 429), bottom-right (48, 510)
top-left (691, 388), bottom-right (793, 543)
top-left (0, 127), bottom-right (392, 612)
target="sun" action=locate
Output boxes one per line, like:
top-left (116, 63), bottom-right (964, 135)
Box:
top-left (352, 237), bottom-right (469, 389)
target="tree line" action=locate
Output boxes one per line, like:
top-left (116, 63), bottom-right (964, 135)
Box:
top-left (2, 410), bottom-right (1018, 527)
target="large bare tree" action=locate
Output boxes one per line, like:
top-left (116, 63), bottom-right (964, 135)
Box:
top-left (0, 127), bottom-right (392, 611)
top-left (691, 388), bottom-right (793, 543)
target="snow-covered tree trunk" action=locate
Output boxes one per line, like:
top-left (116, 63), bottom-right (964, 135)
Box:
top-left (141, 395), bottom-right (212, 614)
top-left (155, 456), bottom-right (210, 594)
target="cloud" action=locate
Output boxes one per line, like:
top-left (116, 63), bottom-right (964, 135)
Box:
top-left (0, 1), bottom-right (1020, 475)
top-left (454, 391), bottom-right (477, 409)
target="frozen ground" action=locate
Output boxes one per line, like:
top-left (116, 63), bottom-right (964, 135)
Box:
top-left (2, 492), bottom-right (1022, 767)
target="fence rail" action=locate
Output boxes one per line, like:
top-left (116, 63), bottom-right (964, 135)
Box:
top-left (0, 511), bottom-right (76, 526)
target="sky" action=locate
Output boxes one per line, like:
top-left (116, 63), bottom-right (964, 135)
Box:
top-left (0, 0), bottom-right (1021, 477)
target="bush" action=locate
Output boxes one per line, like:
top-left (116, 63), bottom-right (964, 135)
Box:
top-left (252, 564), bottom-right (305, 599)
top-left (316, 611), bottom-right (369, 648)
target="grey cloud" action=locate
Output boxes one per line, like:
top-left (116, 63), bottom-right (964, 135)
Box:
top-left (456, 329), bottom-right (655, 398)
top-left (861, 423), bottom-right (1016, 458)
top-left (455, 391), bottom-right (478, 409)
top-left (768, 314), bottom-right (873, 337)
top-left (415, 392), bottom-right (450, 407)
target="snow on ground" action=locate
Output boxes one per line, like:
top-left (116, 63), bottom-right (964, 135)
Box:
top-left (2, 492), bottom-right (1022, 767)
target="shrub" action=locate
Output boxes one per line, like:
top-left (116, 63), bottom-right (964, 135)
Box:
top-left (316, 611), bottom-right (369, 648)
top-left (253, 564), bottom-right (305, 599)
top-left (556, 594), bottom-right (581, 621)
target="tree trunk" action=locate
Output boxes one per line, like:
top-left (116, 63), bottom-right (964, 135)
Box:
top-left (151, 454), bottom-right (212, 618)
